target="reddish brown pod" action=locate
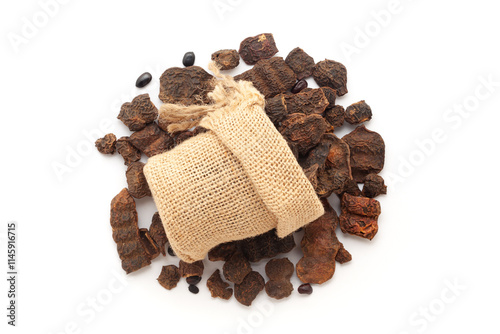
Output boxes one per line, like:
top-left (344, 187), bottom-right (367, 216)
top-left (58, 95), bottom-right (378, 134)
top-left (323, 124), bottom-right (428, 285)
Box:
top-left (279, 113), bottom-right (327, 155)
top-left (345, 100), bottom-right (372, 125)
top-left (125, 162), bottom-right (151, 199)
top-left (265, 258), bottom-right (294, 300)
top-left (179, 260), bottom-right (204, 278)
top-left (324, 105), bottom-right (345, 129)
top-left (211, 49), bottom-right (240, 70)
top-left (139, 228), bottom-right (160, 260)
top-left (223, 251), bottom-right (252, 284)
top-left (116, 136), bottom-right (141, 165)
top-left (208, 241), bottom-right (239, 262)
top-left (285, 47), bottom-right (315, 80)
top-left (110, 188), bottom-right (151, 274)
top-left (265, 89), bottom-right (329, 121)
top-left (129, 123), bottom-right (173, 158)
top-left (149, 212), bottom-right (168, 256)
top-left (240, 229), bottom-right (295, 263)
top-left (159, 66), bottom-right (215, 105)
top-left (207, 269), bottom-right (233, 300)
top-left (118, 94), bottom-right (158, 131)
top-left (342, 125), bottom-right (385, 182)
top-left (234, 271), bottom-right (265, 306)
top-left (239, 33), bottom-right (278, 65)
top-left (313, 60), bottom-right (348, 96)
top-left (157, 265), bottom-right (180, 290)
top-left (95, 133), bottom-right (117, 154)
top-left (362, 174), bottom-right (387, 198)
top-left (339, 193), bottom-right (381, 240)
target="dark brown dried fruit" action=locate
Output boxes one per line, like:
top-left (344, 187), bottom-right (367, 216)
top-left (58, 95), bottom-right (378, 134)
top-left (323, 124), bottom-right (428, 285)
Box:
top-left (125, 162), bottom-right (151, 199)
top-left (335, 243), bottom-right (352, 264)
top-left (298, 283), bottom-right (313, 295)
top-left (208, 241), bottom-right (239, 262)
top-left (339, 193), bottom-right (381, 240)
top-left (211, 49), bottom-right (240, 70)
top-left (116, 136), bottom-right (141, 165)
top-left (362, 174), bottom-right (387, 198)
top-left (320, 87), bottom-right (337, 107)
top-left (296, 199), bottom-right (341, 284)
top-left (157, 265), bottom-right (180, 290)
top-left (239, 33), bottom-right (278, 65)
top-left (139, 228), bottom-right (160, 260)
top-left (149, 212), bottom-right (168, 256)
top-left (345, 100), bottom-right (372, 125)
top-left (118, 94), bottom-right (158, 131)
top-left (240, 229), bottom-right (295, 262)
top-left (223, 251), bottom-right (252, 284)
top-left (342, 178), bottom-right (362, 197)
top-left (234, 271), bottom-right (265, 306)
top-left (264, 258), bottom-right (294, 300)
top-left (265, 89), bottom-right (329, 122)
top-left (342, 125), bottom-right (385, 182)
top-left (129, 123), bottom-right (173, 158)
top-left (159, 66), bottom-right (214, 105)
top-left (313, 60), bottom-right (348, 96)
top-left (173, 127), bottom-right (207, 146)
top-left (285, 47), bottom-right (315, 80)
top-left (324, 105), bottom-right (345, 128)
top-left (207, 269), bottom-right (233, 300)
top-left (279, 113), bottom-right (327, 155)
top-left (110, 188), bottom-right (151, 274)
top-left (95, 133), bottom-right (117, 154)
top-left (234, 57), bottom-right (296, 98)
top-left (303, 164), bottom-right (319, 190)
top-left (179, 260), bottom-right (204, 278)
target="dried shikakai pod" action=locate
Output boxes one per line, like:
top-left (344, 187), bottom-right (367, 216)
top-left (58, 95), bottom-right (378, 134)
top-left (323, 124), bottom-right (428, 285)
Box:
top-left (320, 87), bottom-right (337, 107)
top-left (296, 199), bottom-right (342, 284)
top-left (264, 258), bottom-right (294, 300)
top-left (265, 89), bottom-right (329, 123)
top-left (116, 136), bottom-right (141, 165)
top-left (159, 66), bottom-right (215, 105)
top-left (285, 47), bottom-right (315, 80)
top-left (279, 113), bottom-right (327, 155)
top-left (125, 162), bottom-right (151, 199)
top-left (95, 133), bottom-right (117, 154)
top-left (149, 212), bottom-right (168, 256)
top-left (234, 57), bottom-right (297, 98)
top-left (207, 269), bottom-right (233, 300)
top-left (313, 59), bottom-right (348, 96)
top-left (345, 100), bottom-right (372, 125)
top-left (335, 243), bottom-right (352, 264)
top-left (139, 228), bottom-right (160, 260)
top-left (342, 125), bottom-right (385, 182)
top-left (240, 229), bottom-right (295, 263)
top-left (173, 127), bottom-right (207, 146)
top-left (211, 49), bottom-right (240, 70)
top-left (239, 33), bottom-right (278, 65)
top-left (129, 123), bottom-right (173, 158)
top-left (118, 94), bottom-right (158, 131)
top-left (223, 251), bottom-right (252, 284)
top-left (339, 193), bottom-right (381, 240)
top-left (234, 271), bottom-right (265, 306)
top-left (157, 265), bottom-right (180, 290)
top-left (341, 178), bottom-right (362, 197)
top-left (362, 174), bottom-right (387, 198)
top-left (303, 164), bottom-right (319, 190)
top-left (179, 260), bottom-right (204, 278)
top-left (324, 105), bottom-right (345, 128)
top-left (208, 241), bottom-right (239, 262)
top-left (110, 188), bottom-right (151, 274)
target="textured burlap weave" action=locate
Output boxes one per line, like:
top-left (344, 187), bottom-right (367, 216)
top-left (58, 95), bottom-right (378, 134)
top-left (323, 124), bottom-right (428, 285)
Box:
top-left (143, 64), bottom-right (324, 262)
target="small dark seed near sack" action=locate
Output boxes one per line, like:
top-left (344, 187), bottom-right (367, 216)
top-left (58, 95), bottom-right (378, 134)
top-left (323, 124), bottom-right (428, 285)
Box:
top-left (136, 72), bottom-right (152, 88)
top-left (182, 52), bottom-right (195, 67)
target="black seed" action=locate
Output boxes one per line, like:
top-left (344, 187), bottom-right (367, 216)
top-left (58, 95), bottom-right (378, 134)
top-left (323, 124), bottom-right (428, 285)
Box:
top-left (298, 283), bottom-right (313, 295)
top-left (168, 247), bottom-right (176, 257)
top-left (135, 72), bottom-right (152, 88)
top-left (188, 284), bottom-right (199, 294)
top-left (186, 276), bottom-right (202, 285)
top-left (182, 52), bottom-right (195, 67)
top-left (291, 79), bottom-right (308, 94)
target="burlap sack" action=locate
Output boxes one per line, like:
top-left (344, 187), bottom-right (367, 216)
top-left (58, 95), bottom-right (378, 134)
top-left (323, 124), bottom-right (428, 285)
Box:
top-left (143, 64), bottom-right (324, 263)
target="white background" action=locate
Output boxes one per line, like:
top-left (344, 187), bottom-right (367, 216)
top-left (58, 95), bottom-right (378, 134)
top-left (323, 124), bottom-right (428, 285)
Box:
top-left (1, 0), bottom-right (499, 333)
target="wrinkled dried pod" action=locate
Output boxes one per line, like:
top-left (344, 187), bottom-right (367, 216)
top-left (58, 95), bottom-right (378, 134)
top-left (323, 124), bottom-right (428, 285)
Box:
top-left (239, 33), bottom-right (278, 65)
top-left (320, 87), bottom-right (337, 107)
top-left (149, 212), bottom-right (168, 256)
top-left (118, 94), bottom-right (158, 131)
top-left (173, 127), bottom-right (207, 146)
top-left (265, 258), bottom-right (294, 300)
top-left (265, 89), bottom-right (329, 121)
top-left (335, 243), bottom-right (352, 264)
top-left (345, 100), bottom-right (372, 125)
top-left (339, 193), bottom-right (381, 240)
top-left (211, 49), bottom-right (240, 70)
top-left (362, 174), bottom-right (387, 198)
top-left (303, 164), bottom-right (319, 190)
top-left (234, 271), bottom-right (265, 306)
top-left (159, 66), bottom-right (214, 105)
top-left (324, 105), bottom-right (345, 128)
top-left (129, 123), bottom-right (173, 158)
top-left (110, 188), bottom-right (151, 274)
top-left (139, 228), bottom-right (160, 260)
top-left (234, 57), bottom-right (296, 98)
top-left (313, 60), bottom-right (348, 96)
top-left (125, 162), bottom-right (151, 199)
top-left (342, 125), bottom-right (385, 182)
top-left (207, 269), bottom-right (233, 300)
top-left (223, 251), bottom-right (252, 284)
top-left (208, 242), bottom-right (239, 262)
top-left (95, 133), bottom-right (117, 154)
top-left (116, 136), bottom-right (141, 165)
top-left (157, 265), bottom-right (180, 290)
top-left (279, 113), bottom-right (327, 155)
top-left (285, 47), bottom-right (315, 80)
top-left (179, 260), bottom-right (204, 277)
top-left (240, 229), bottom-right (295, 262)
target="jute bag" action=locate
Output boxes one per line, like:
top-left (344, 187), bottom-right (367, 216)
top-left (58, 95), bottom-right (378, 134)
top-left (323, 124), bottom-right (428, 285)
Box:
top-left (143, 63), bottom-right (324, 263)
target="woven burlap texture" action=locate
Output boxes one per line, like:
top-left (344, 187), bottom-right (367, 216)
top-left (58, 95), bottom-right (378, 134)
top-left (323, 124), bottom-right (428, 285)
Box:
top-left (143, 66), bottom-right (324, 263)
